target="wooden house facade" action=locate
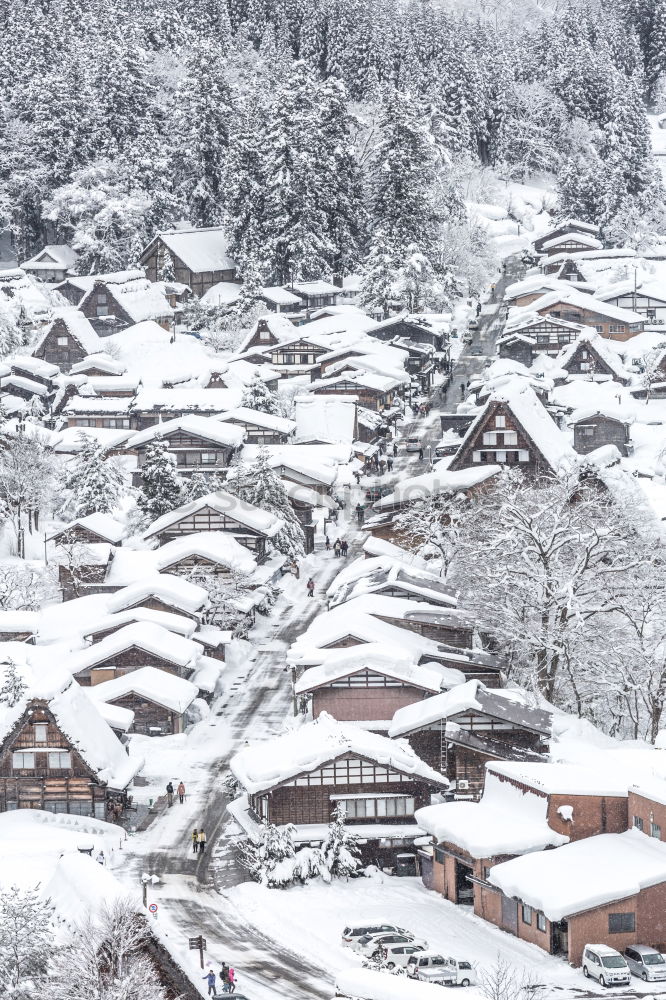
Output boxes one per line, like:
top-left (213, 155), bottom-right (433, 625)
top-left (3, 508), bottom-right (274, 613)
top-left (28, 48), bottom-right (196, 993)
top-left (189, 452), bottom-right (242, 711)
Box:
top-left (532, 296), bottom-right (644, 341)
top-left (533, 222), bottom-right (601, 255)
top-left (32, 311), bottom-right (102, 372)
top-left (78, 274), bottom-right (173, 334)
top-left (572, 412), bottom-right (631, 456)
top-left (130, 426), bottom-right (240, 479)
top-left (140, 227), bottom-right (238, 297)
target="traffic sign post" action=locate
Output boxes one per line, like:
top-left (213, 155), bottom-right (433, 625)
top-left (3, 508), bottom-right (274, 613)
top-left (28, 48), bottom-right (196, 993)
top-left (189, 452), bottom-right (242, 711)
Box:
top-left (148, 903), bottom-right (158, 918)
top-left (189, 935), bottom-right (206, 968)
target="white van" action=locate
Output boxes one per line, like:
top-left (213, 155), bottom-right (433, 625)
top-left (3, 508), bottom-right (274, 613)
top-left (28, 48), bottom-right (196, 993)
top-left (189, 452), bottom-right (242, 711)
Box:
top-left (582, 944), bottom-right (631, 987)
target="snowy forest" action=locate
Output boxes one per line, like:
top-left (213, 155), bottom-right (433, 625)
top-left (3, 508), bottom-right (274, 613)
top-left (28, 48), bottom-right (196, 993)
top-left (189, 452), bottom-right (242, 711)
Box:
top-left (1, 0), bottom-right (666, 312)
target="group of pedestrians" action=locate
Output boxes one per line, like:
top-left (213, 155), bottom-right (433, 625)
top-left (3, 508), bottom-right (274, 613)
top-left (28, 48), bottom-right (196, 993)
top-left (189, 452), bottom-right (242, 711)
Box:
top-left (203, 962), bottom-right (236, 995)
top-left (166, 781), bottom-right (186, 806)
top-left (332, 538), bottom-right (348, 557)
top-left (192, 828), bottom-right (207, 853)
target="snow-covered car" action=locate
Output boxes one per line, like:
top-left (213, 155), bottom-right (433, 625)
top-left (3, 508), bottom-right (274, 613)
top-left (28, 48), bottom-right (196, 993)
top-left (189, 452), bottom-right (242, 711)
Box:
top-left (342, 924), bottom-right (409, 950)
top-left (377, 942), bottom-right (427, 969)
top-left (467, 318), bottom-right (479, 331)
top-left (624, 945), bottom-right (666, 981)
top-left (357, 932), bottom-right (427, 958)
top-left (404, 436), bottom-right (422, 452)
top-left (582, 944), bottom-right (631, 987)
top-left (406, 952), bottom-right (456, 985)
top-left (442, 958), bottom-right (478, 986)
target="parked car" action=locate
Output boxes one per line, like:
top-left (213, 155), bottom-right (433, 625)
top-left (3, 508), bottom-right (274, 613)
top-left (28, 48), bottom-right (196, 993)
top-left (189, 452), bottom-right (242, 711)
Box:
top-left (467, 318), bottom-right (479, 331)
top-left (342, 924), bottom-right (408, 950)
top-left (624, 945), bottom-right (666, 982)
top-left (406, 952), bottom-right (456, 985)
top-left (358, 932), bottom-right (427, 959)
top-left (378, 943), bottom-right (427, 969)
top-left (582, 944), bottom-right (631, 987)
top-left (469, 346), bottom-right (484, 356)
top-left (404, 436), bottom-right (421, 452)
top-left (443, 958), bottom-right (478, 987)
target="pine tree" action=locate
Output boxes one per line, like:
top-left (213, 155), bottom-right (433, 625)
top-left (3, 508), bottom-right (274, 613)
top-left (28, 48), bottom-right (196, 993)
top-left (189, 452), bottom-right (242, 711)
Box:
top-left (358, 234), bottom-right (397, 319)
top-left (158, 246), bottom-right (176, 283)
top-left (63, 434), bottom-right (126, 517)
top-left (321, 804), bottom-right (360, 878)
top-left (136, 439), bottom-right (186, 521)
top-left (187, 471), bottom-right (226, 501)
top-left (230, 449), bottom-right (305, 558)
top-left (0, 659), bottom-right (26, 708)
top-left (233, 259), bottom-right (264, 320)
top-left (240, 371), bottom-right (280, 415)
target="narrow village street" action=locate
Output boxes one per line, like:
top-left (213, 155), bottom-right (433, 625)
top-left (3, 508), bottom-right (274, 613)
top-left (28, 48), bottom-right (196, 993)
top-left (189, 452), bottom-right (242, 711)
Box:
top-left (116, 262), bottom-right (523, 999)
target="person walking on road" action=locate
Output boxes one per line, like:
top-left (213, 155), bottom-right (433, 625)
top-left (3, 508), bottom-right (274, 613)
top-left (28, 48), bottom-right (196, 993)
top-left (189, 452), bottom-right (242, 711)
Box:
top-left (306, 578), bottom-right (315, 598)
top-left (166, 782), bottom-right (174, 807)
top-left (198, 829), bottom-right (207, 853)
top-left (192, 828), bottom-right (199, 853)
top-left (341, 539), bottom-right (348, 557)
top-left (227, 967), bottom-right (236, 993)
top-left (203, 969), bottom-right (217, 996)
top-left (290, 559), bottom-right (300, 579)
top-left (418, 446), bottom-right (424, 460)
top-left (333, 538), bottom-right (341, 557)
top-left (219, 965), bottom-right (229, 992)
top-left (393, 441), bottom-right (398, 457)
top-left (387, 456), bottom-right (393, 471)
top-left (325, 536), bottom-right (331, 551)
top-left (177, 781), bottom-right (185, 804)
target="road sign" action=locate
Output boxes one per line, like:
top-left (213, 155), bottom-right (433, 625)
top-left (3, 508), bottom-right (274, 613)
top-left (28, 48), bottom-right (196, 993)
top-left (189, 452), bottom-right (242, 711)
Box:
top-left (189, 934), bottom-right (206, 967)
top-left (148, 903), bottom-right (158, 913)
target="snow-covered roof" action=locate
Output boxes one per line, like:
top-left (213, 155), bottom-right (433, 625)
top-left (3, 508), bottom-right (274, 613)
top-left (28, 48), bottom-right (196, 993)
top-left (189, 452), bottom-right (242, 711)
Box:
top-left (294, 644), bottom-right (444, 696)
top-left (105, 573), bottom-right (208, 615)
top-left (216, 407), bottom-right (296, 435)
top-left (0, 610), bottom-right (38, 634)
top-left (153, 226), bottom-right (236, 273)
top-left (236, 314), bottom-right (297, 354)
top-left (63, 396), bottom-right (132, 414)
top-left (132, 387), bottom-right (242, 415)
top-left (88, 665), bottom-right (199, 713)
top-left (390, 680), bottom-right (551, 737)
top-left (462, 382), bottom-right (576, 473)
top-left (82, 607), bottom-right (197, 641)
top-left (596, 278), bottom-right (666, 307)
top-left (81, 272), bottom-right (173, 324)
top-left (309, 371), bottom-right (403, 393)
top-left (293, 394), bottom-right (357, 444)
top-left (261, 285), bottom-right (301, 306)
top-left (527, 287), bottom-right (644, 325)
top-left (488, 760), bottom-right (630, 797)
top-left (48, 512), bottom-right (125, 544)
top-left (230, 712), bottom-right (448, 794)
top-left (95, 700), bottom-right (134, 732)
top-left (541, 232), bottom-right (603, 252)
top-left (362, 536), bottom-right (431, 568)
top-left (0, 655), bottom-right (142, 791)
top-left (556, 329), bottom-right (630, 380)
top-left (569, 405), bottom-right (629, 425)
top-left (415, 768), bottom-right (569, 859)
top-left (32, 308), bottom-right (102, 356)
top-left (288, 607), bottom-right (448, 664)
top-left (204, 358), bottom-right (280, 388)
top-left (11, 355), bottom-right (59, 378)
top-left (71, 621), bottom-right (203, 672)
top-left (504, 275), bottom-right (575, 302)
top-left (0, 268), bottom-right (51, 322)
top-left (125, 415), bottom-right (245, 449)
top-left (374, 462), bottom-right (501, 509)
top-left (489, 829), bottom-right (666, 921)
top-left (21, 244), bottom-right (78, 271)
top-left (289, 280), bottom-right (339, 296)
top-left (70, 353), bottom-right (127, 376)
top-left (327, 555), bottom-right (458, 609)
top-left (143, 490), bottom-right (284, 540)
top-left (154, 531), bottom-right (257, 574)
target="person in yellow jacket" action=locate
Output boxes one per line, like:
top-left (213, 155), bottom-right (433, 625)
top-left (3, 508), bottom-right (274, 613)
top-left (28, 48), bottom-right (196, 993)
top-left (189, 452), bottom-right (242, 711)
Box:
top-left (192, 828), bottom-right (199, 854)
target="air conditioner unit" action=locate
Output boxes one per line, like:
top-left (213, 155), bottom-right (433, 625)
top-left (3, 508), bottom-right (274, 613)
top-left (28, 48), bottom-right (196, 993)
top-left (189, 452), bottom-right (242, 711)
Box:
top-left (457, 780), bottom-right (469, 791)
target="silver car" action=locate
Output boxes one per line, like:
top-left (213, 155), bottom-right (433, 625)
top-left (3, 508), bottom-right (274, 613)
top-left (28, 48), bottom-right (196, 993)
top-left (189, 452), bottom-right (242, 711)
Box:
top-left (624, 945), bottom-right (666, 982)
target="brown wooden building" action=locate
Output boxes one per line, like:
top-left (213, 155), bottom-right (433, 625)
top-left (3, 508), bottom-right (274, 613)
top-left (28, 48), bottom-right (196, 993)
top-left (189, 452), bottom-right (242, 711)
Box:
top-left (571, 409), bottom-right (631, 456)
top-left (390, 681), bottom-right (551, 797)
top-left (532, 220), bottom-right (601, 255)
top-left (49, 513), bottom-right (125, 547)
top-left (530, 291), bottom-right (644, 341)
top-left (77, 271), bottom-right (173, 334)
top-left (126, 417), bottom-right (244, 480)
top-left (89, 666), bottom-right (199, 736)
top-left (0, 672), bottom-right (140, 818)
top-left (140, 227), bottom-right (238, 297)
top-left (72, 621), bottom-right (202, 687)
top-left (143, 491), bottom-right (283, 561)
top-left (32, 309), bottom-right (102, 372)
top-left (556, 331), bottom-right (631, 383)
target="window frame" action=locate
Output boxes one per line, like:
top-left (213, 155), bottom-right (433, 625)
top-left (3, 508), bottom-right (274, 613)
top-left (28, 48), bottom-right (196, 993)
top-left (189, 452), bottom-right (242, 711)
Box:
top-left (608, 912), bottom-right (635, 934)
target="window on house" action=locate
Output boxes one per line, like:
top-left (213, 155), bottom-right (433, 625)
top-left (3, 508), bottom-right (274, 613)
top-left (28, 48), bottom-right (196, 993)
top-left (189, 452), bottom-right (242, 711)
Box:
top-left (581, 350), bottom-right (589, 359)
top-left (580, 362), bottom-right (590, 372)
top-left (258, 328), bottom-right (270, 341)
top-left (633, 815), bottom-right (644, 831)
top-left (97, 293), bottom-right (107, 304)
top-left (580, 426), bottom-right (594, 437)
top-left (651, 821), bottom-right (661, 839)
top-left (34, 723), bottom-right (48, 743)
top-left (609, 912), bottom-right (635, 933)
top-left (201, 452), bottom-right (217, 465)
top-left (495, 416), bottom-right (506, 429)
top-left (595, 325), bottom-right (603, 333)
top-left (12, 752), bottom-right (35, 769)
top-left (57, 336), bottom-right (68, 346)
top-left (96, 306), bottom-right (109, 317)
top-left (647, 309), bottom-right (657, 320)
top-left (483, 866), bottom-right (491, 881)
top-left (496, 451), bottom-right (507, 463)
top-left (522, 904), bottom-right (532, 925)
top-left (334, 796), bottom-right (415, 819)
top-left (48, 751), bottom-right (71, 769)
top-left (537, 912), bottom-right (547, 932)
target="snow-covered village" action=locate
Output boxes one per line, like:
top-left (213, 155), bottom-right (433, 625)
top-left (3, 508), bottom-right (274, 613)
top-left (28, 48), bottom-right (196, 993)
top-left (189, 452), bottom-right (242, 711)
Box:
top-left (7, 1), bottom-right (666, 998)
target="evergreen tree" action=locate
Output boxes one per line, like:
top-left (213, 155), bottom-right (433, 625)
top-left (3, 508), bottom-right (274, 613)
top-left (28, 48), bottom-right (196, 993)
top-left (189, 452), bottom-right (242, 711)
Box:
top-left (158, 247), bottom-right (176, 283)
top-left (136, 439), bottom-right (186, 521)
top-left (187, 471), bottom-right (225, 500)
top-left (233, 259), bottom-right (264, 320)
top-left (63, 434), bottom-right (126, 517)
top-left (321, 804), bottom-right (361, 878)
top-left (0, 659), bottom-right (26, 708)
top-left (240, 371), bottom-right (280, 415)
top-left (358, 234), bottom-right (397, 319)
top-left (229, 449), bottom-right (305, 557)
